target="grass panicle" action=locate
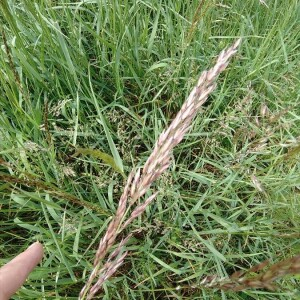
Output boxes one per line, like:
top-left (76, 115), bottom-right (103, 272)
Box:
top-left (80, 39), bottom-right (241, 299)
top-left (199, 254), bottom-right (300, 292)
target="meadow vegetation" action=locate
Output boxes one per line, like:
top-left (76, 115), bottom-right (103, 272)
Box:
top-left (0, 0), bottom-right (299, 299)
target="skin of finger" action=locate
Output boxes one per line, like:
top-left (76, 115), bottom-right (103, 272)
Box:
top-left (0, 242), bottom-right (43, 300)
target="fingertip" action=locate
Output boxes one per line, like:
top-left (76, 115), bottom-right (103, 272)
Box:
top-left (0, 241), bottom-right (44, 299)
top-left (26, 241), bottom-right (44, 262)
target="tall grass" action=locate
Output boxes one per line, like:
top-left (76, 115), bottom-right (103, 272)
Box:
top-left (0, 0), bottom-right (299, 299)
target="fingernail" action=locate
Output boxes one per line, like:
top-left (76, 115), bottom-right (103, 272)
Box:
top-left (27, 241), bottom-right (40, 250)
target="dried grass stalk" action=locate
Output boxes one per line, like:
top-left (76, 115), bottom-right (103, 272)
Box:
top-left (200, 254), bottom-right (300, 291)
top-left (79, 39), bottom-right (241, 299)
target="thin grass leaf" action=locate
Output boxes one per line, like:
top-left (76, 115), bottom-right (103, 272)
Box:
top-left (41, 203), bottom-right (76, 281)
top-left (74, 147), bottom-right (125, 176)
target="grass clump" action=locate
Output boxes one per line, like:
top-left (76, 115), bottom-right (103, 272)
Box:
top-left (0, 0), bottom-right (300, 299)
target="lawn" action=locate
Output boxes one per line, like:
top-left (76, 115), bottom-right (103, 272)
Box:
top-left (0, 0), bottom-right (300, 299)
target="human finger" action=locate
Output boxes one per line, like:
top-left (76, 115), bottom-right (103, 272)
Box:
top-left (0, 241), bottom-right (43, 300)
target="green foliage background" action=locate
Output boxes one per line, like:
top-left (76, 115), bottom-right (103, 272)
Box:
top-left (0, 0), bottom-right (299, 299)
